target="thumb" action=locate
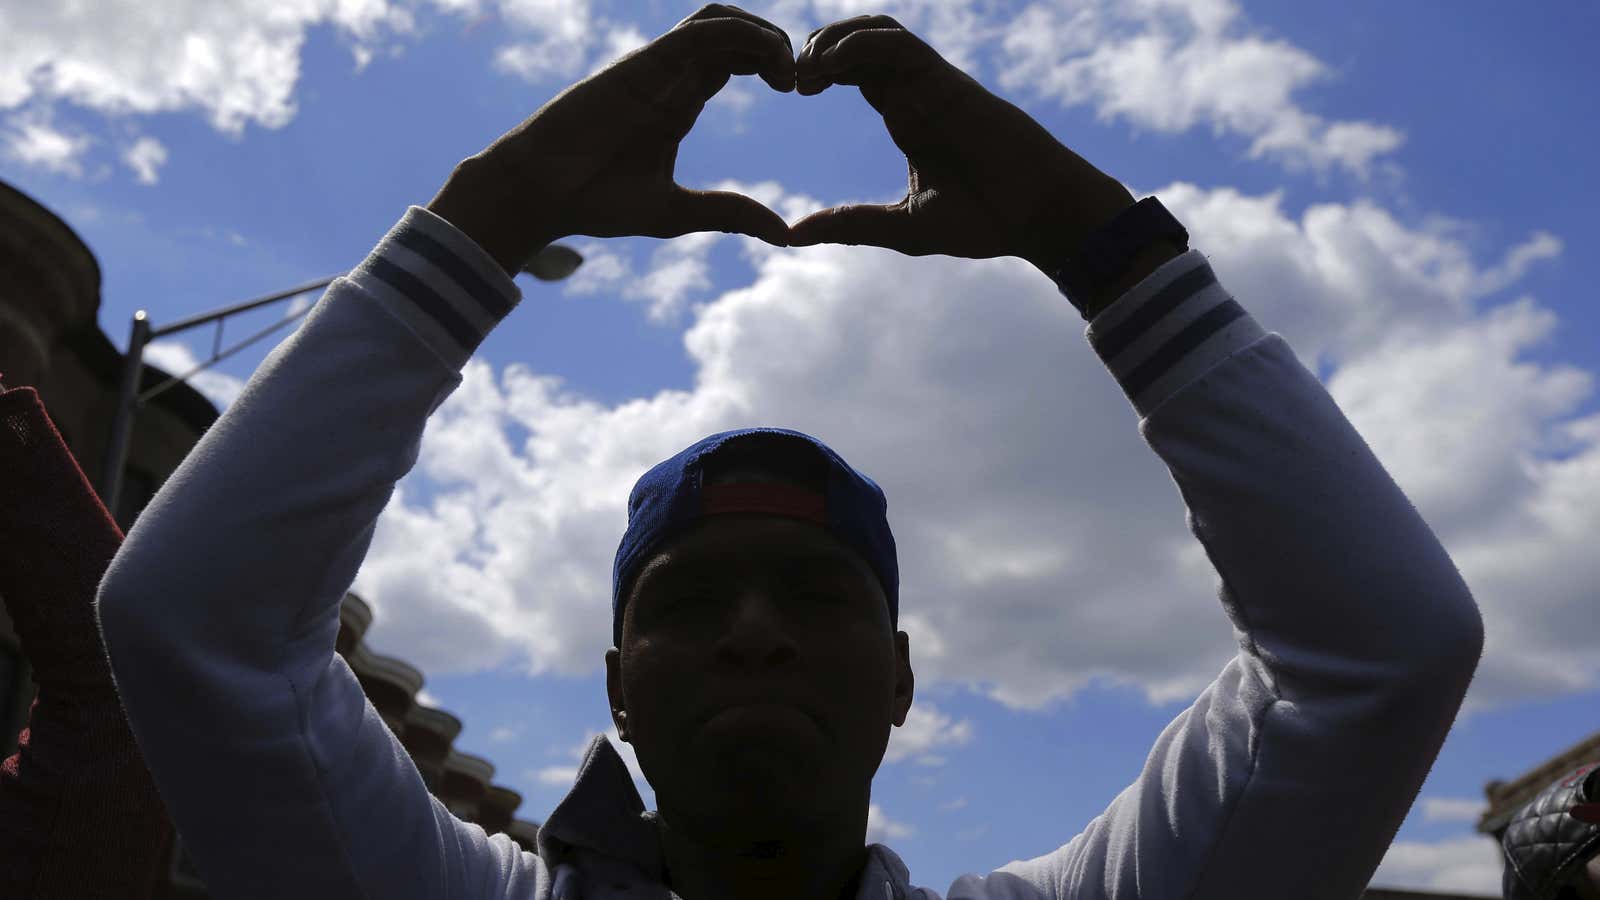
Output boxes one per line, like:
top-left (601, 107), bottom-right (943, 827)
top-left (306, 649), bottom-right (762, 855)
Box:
top-left (664, 187), bottom-right (790, 246)
top-left (788, 201), bottom-right (920, 253)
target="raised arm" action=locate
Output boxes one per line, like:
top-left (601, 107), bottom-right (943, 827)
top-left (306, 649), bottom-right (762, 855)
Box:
top-left (0, 384), bottom-right (174, 899)
top-left (94, 7), bottom-right (797, 899)
top-left (791, 16), bottom-right (1486, 900)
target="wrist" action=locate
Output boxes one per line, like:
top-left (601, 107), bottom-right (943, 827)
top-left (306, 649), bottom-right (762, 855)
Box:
top-left (1078, 238), bottom-right (1184, 319)
top-left (426, 157), bottom-right (565, 277)
top-left (1018, 179), bottom-right (1136, 276)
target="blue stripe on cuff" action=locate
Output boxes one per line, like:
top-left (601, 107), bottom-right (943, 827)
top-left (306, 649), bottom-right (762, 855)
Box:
top-left (392, 225), bottom-right (514, 320)
top-left (368, 256), bottom-right (480, 353)
top-left (1123, 299), bottom-right (1248, 398)
top-left (1095, 263), bottom-right (1219, 361)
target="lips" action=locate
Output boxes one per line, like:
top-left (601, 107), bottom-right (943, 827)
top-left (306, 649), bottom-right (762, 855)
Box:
top-left (698, 696), bottom-right (819, 730)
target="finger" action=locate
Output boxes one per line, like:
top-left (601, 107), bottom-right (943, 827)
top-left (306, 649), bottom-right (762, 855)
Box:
top-left (804, 26), bottom-right (945, 105)
top-left (817, 27), bottom-right (940, 87)
top-left (656, 16), bottom-right (796, 93)
top-left (796, 14), bottom-right (906, 95)
top-left (663, 187), bottom-right (792, 247)
top-left (788, 202), bottom-right (928, 255)
top-left (680, 4), bottom-right (794, 56)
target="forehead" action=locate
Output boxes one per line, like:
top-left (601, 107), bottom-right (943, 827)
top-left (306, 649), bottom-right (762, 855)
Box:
top-left (632, 514), bottom-right (878, 591)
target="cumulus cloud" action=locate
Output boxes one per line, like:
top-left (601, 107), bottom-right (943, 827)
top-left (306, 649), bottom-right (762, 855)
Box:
top-left (755, 0), bottom-right (1403, 177)
top-left (143, 340), bottom-right (248, 411)
top-left (0, 0), bottom-right (417, 136)
top-left (988, 0), bottom-right (1404, 177)
top-left (0, 0), bottom-right (629, 179)
top-left (762, 0), bottom-right (999, 73)
top-left (884, 702), bottom-right (975, 766)
top-left (122, 136), bottom-right (168, 185)
top-left (347, 176), bottom-right (1593, 727)
top-left (867, 803), bottom-right (915, 842)
top-left (2, 111), bottom-right (91, 176)
top-left (1368, 834), bottom-right (1504, 895)
top-left (1421, 796), bottom-right (1488, 824)
top-left (492, 0), bottom-right (650, 82)
top-left (560, 179), bottom-right (824, 323)
top-left (531, 725), bottom-right (649, 800)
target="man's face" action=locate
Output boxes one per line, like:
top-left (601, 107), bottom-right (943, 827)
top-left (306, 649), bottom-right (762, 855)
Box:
top-left (604, 513), bottom-right (914, 835)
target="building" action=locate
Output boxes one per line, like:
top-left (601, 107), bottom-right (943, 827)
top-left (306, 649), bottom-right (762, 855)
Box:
top-left (1478, 729), bottom-right (1600, 841)
top-left (0, 179), bottom-right (541, 896)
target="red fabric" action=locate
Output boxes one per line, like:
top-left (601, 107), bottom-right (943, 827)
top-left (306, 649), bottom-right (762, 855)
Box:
top-left (0, 385), bottom-right (175, 899)
top-left (700, 481), bottom-right (827, 525)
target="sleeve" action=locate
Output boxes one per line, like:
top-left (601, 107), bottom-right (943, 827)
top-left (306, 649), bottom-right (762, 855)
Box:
top-left (0, 385), bottom-right (175, 900)
top-left (947, 251), bottom-right (1486, 900)
top-left (94, 207), bottom-right (552, 900)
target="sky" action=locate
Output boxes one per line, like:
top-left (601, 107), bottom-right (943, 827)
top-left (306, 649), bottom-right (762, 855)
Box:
top-left (3, 0), bottom-right (1598, 894)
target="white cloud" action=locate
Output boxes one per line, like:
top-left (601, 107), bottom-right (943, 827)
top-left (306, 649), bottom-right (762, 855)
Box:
top-left (2, 111), bottom-right (91, 176)
top-left (535, 764), bottom-right (579, 785)
top-left (0, 0), bottom-right (421, 136)
top-left (884, 702), bottom-right (974, 766)
top-left (494, 38), bottom-right (589, 82)
top-left (762, 0), bottom-right (998, 73)
top-left (122, 136), bottom-right (168, 185)
top-left (993, 0), bottom-right (1403, 176)
top-left (629, 232), bottom-right (721, 323)
top-left (348, 176), bottom-right (1592, 724)
top-left (561, 241), bottom-right (632, 296)
top-left (866, 803), bottom-right (914, 842)
top-left (764, 0), bottom-right (1400, 176)
top-left (939, 796), bottom-right (969, 812)
top-left (1421, 796), bottom-right (1488, 824)
top-left (0, 0), bottom-right (622, 177)
top-left (531, 725), bottom-right (650, 801)
top-left (489, 725), bottom-right (519, 743)
top-left (586, 24), bottom-right (649, 76)
top-left (143, 340), bottom-right (247, 411)
top-left (1368, 834), bottom-right (1504, 896)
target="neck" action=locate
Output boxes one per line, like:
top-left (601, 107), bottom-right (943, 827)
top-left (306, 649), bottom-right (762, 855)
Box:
top-left (655, 803), bottom-right (870, 900)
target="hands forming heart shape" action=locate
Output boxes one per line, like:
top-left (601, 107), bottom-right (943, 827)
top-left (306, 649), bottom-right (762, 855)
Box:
top-left (428, 5), bottom-right (1138, 282)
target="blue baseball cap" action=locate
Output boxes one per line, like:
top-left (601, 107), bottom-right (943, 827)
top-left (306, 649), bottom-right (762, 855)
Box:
top-left (611, 427), bottom-right (899, 647)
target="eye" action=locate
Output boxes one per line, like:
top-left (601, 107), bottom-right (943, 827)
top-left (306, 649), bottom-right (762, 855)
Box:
top-left (665, 591), bottom-right (715, 610)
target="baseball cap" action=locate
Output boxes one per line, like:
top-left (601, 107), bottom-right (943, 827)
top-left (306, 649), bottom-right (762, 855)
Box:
top-left (611, 427), bottom-right (899, 647)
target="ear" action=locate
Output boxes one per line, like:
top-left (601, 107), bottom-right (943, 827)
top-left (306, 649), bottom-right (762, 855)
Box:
top-left (605, 647), bottom-right (630, 742)
top-left (892, 630), bottom-right (915, 727)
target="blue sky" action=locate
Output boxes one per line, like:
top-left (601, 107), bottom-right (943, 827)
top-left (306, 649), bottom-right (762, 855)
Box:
top-left (4, 1), bottom-right (1598, 894)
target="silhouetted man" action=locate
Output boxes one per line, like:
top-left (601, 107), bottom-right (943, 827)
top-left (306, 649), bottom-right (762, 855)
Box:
top-left (96, 6), bottom-right (1484, 899)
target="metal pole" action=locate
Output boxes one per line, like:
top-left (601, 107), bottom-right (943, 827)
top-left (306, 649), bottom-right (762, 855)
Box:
top-left (100, 311), bottom-right (152, 519)
top-left (149, 275), bottom-right (337, 339)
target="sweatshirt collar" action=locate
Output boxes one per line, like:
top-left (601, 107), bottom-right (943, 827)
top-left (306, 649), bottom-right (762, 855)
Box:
top-left (535, 734), bottom-right (916, 900)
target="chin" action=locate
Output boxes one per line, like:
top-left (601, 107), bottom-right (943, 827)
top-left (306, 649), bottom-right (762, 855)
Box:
top-left (704, 751), bottom-right (823, 812)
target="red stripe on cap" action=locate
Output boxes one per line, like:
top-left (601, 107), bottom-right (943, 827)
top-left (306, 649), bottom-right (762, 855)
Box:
top-left (701, 482), bottom-right (826, 525)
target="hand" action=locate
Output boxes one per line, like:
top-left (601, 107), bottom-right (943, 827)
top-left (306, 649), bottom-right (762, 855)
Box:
top-left (427, 4), bottom-right (796, 275)
top-left (788, 15), bottom-right (1136, 272)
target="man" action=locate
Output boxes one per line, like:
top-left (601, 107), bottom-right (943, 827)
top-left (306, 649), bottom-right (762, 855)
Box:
top-left (95, 6), bottom-right (1485, 899)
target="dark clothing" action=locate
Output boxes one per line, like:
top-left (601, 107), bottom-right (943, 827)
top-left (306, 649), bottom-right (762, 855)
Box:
top-left (0, 385), bottom-right (174, 898)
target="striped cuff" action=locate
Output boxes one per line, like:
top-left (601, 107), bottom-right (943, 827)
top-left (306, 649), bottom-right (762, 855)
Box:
top-left (1085, 250), bottom-right (1267, 419)
top-left (346, 206), bottom-right (523, 371)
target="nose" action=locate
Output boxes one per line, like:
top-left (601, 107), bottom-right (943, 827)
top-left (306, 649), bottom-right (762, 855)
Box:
top-left (714, 590), bottom-right (799, 670)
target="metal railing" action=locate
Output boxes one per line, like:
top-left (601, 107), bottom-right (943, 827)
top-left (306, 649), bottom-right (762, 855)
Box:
top-left (98, 276), bottom-right (338, 515)
top-left (96, 242), bottom-right (584, 517)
